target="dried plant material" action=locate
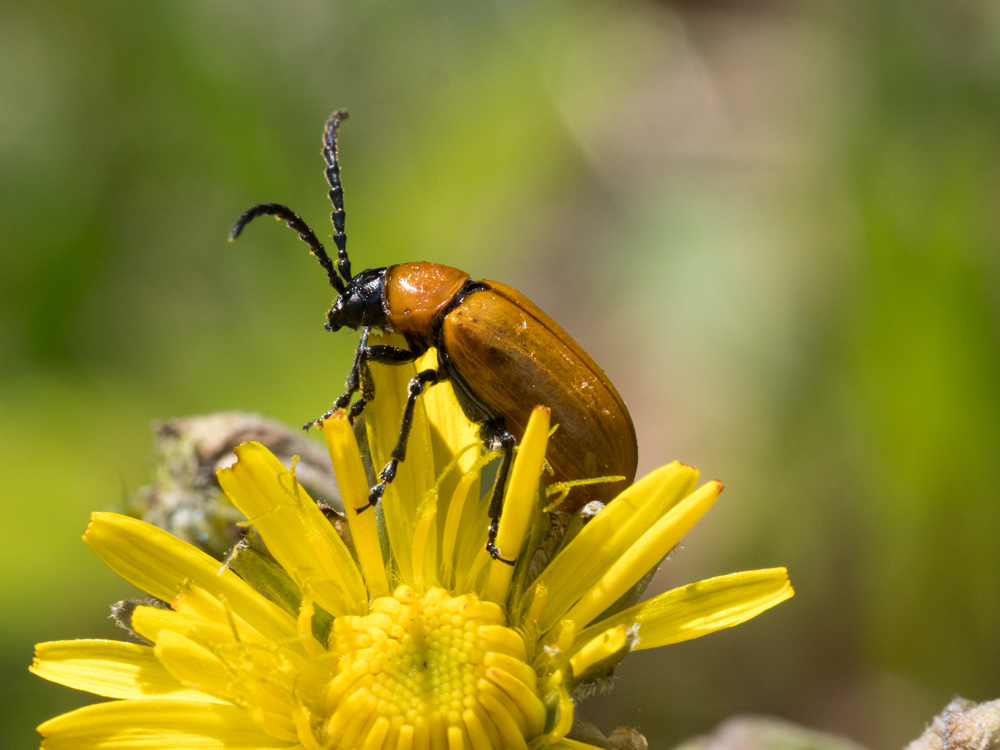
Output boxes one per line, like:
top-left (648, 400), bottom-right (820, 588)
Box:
top-left (906, 698), bottom-right (1000, 750)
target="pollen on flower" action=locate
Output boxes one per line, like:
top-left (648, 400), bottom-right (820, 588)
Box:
top-left (322, 585), bottom-right (545, 749)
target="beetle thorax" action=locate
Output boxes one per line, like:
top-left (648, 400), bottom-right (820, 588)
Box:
top-left (384, 262), bottom-right (471, 340)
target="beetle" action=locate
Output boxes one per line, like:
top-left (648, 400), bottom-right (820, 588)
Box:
top-left (231, 110), bottom-right (637, 562)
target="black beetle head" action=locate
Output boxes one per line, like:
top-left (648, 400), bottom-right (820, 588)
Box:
top-left (326, 267), bottom-right (388, 332)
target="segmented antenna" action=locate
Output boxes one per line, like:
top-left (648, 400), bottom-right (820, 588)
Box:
top-left (230, 202), bottom-right (345, 294)
top-left (323, 110), bottom-right (353, 286)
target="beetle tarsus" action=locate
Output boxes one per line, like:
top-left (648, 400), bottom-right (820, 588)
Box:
top-left (356, 458), bottom-right (396, 512)
top-left (355, 493), bottom-right (379, 513)
top-left (302, 414), bottom-right (326, 431)
top-left (382, 458), bottom-right (399, 479)
top-left (357, 470), bottom-right (391, 513)
top-left (486, 519), bottom-right (516, 566)
top-left (347, 398), bottom-right (366, 423)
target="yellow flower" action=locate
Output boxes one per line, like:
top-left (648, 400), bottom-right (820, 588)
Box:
top-left (32, 350), bottom-right (793, 750)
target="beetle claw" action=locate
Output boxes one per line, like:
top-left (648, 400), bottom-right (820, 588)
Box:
top-left (485, 539), bottom-right (516, 566)
top-left (486, 519), bottom-right (516, 566)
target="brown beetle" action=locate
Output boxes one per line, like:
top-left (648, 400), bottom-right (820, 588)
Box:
top-left (231, 111), bottom-right (637, 561)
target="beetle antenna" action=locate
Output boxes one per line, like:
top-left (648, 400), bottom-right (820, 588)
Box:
top-left (230, 202), bottom-right (346, 294)
top-left (323, 110), bottom-right (353, 285)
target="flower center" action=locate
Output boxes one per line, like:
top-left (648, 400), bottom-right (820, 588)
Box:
top-left (322, 586), bottom-right (545, 750)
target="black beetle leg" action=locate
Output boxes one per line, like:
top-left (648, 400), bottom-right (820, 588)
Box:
top-left (484, 428), bottom-right (517, 565)
top-left (305, 327), bottom-right (371, 429)
top-left (338, 327), bottom-right (372, 408)
top-left (305, 330), bottom-right (425, 430)
top-left (360, 368), bottom-right (439, 512)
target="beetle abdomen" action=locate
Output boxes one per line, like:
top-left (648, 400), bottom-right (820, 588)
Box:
top-left (441, 281), bottom-right (637, 510)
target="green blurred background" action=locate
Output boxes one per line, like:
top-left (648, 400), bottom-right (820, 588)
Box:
top-left (3, 1), bottom-right (1000, 747)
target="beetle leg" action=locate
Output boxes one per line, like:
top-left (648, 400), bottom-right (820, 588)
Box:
top-left (360, 368), bottom-right (439, 512)
top-left (337, 327), bottom-right (372, 406)
top-left (304, 327), bottom-right (370, 429)
top-left (484, 429), bottom-right (517, 566)
top-left (305, 329), bottom-right (424, 429)
top-left (337, 343), bottom-right (425, 425)
top-left (349, 340), bottom-right (428, 410)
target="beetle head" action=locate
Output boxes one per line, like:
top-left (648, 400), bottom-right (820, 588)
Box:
top-left (326, 267), bottom-right (388, 332)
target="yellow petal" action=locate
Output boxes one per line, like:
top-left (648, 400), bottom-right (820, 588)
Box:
top-left (412, 439), bottom-right (482, 590)
top-left (410, 481), bottom-right (440, 591)
top-left (154, 629), bottom-right (238, 704)
top-left (567, 625), bottom-right (630, 682)
top-left (217, 441), bottom-right (368, 616)
top-left (520, 462), bottom-right (700, 632)
top-left (486, 407), bottom-right (550, 604)
top-left (37, 698), bottom-right (288, 749)
top-left (84, 513), bottom-right (296, 643)
top-left (562, 480), bottom-right (722, 629)
top-left (448, 452), bottom-right (498, 592)
top-left (321, 414), bottom-right (389, 599)
top-left (130, 605), bottom-right (237, 647)
top-left (363, 334), bottom-right (435, 585)
top-left (417, 349), bottom-right (480, 477)
top-left (575, 568), bottom-right (794, 650)
top-left (439, 457), bottom-right (484, 588)
top-left (31, 640), bottom-right (221, 702)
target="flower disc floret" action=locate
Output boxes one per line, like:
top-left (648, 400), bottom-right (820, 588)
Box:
top-left (325, 586), bottom-right (543, 748)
